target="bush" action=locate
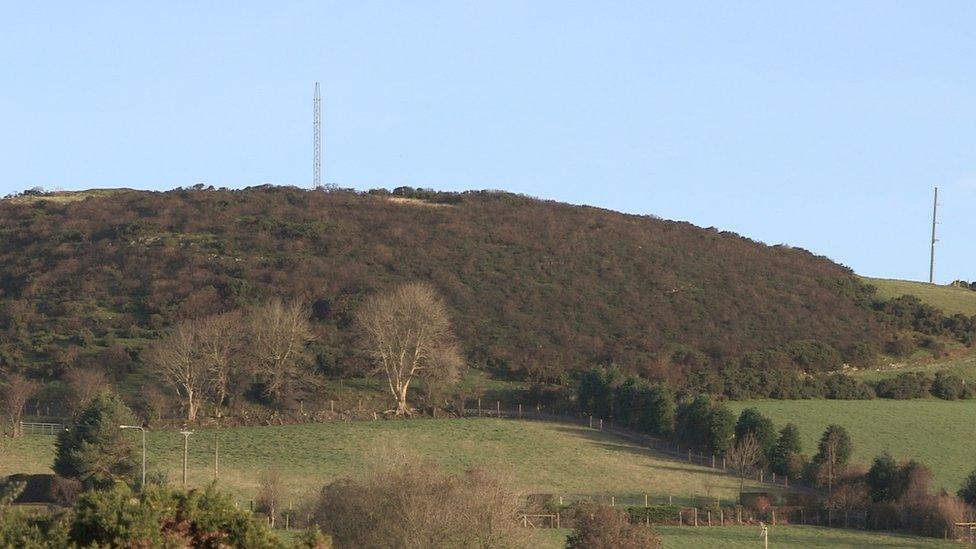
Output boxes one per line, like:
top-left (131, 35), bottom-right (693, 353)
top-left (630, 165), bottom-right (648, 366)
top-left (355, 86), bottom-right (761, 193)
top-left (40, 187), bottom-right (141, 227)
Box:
top-left (875, 373), bottom-right (932, 400)
top-left (69, 484), bottom-right (282, 548)
top-left (824, 374), bottom-right (874, 400)
top-left (931, 372), bottom-right (969, 400)
top-left (957, 469), bottom-right (976, 506)
top-left (626, 505), bottom-right (682, 525)
top-left (309, 459), bottom-right (526, 548)
top-left (566, 504), bottom-right (659, 549)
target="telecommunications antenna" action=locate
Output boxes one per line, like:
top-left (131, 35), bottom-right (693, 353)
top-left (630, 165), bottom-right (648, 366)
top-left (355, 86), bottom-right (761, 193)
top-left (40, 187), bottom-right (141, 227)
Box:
top-left (313, 82), bottom-right (321, 189)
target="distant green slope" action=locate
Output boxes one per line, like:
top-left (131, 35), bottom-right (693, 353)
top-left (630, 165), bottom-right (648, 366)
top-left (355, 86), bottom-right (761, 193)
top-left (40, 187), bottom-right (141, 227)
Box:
top-left (862, 277), bottom-right (976, 316)
top-left (728, 399), bottom-right (976, 492)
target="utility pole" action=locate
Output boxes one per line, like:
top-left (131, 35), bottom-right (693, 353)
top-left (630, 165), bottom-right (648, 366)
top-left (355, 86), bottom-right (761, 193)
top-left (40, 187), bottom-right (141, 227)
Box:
top-left (313, 82), bottom-right (321, 189)
top-left (180, 429), bottom-right (194, 488)
top-left (929, 186), bottom-right (939, 284)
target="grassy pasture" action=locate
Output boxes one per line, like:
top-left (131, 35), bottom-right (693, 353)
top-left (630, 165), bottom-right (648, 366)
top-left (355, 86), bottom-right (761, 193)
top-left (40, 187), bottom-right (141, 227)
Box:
top-left (863, 277), bottom-right (976, 316)
top-left (0, 418), bottom-right (760, 506)
top-left (728, 399), bottom-right (976, 492)
top-left (529, 525), bottom-right (954, 548)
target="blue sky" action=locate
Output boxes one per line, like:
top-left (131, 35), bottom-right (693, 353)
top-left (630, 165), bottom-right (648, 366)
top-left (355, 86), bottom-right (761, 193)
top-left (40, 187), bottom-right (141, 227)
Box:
top-left (2, 2), bottom-right (973, 282)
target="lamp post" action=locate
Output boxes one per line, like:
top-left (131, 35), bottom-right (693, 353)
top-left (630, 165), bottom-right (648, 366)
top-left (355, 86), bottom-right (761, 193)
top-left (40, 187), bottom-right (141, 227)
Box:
top-left (179, 429), bottom-right (194, 488)
top-left (119, 425), bottom-right (146, 489)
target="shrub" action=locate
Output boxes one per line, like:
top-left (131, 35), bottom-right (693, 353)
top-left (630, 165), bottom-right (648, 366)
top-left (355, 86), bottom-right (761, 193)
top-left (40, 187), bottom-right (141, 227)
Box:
top-left (626, 505), bottom-right (682, 524)
top-left (69, 484), bottom-right (282, 548)
top-left (824, 373), bottom-right (874, 400)
top-left (309, 459), bottom-right (526, 548)
top-left (875, 373), bottom-right (932, 400)
top-left (931, 372), bottom-right (969, 400)
top-left (957, 469), bottom-right (976, 506)
top-left (566, 504), bottom-right (659, 549)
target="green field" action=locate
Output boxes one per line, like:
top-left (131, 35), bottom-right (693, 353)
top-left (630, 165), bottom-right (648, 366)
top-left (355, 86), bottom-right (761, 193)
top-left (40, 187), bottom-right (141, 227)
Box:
top-left (529, 526), bottom-right (954, 548)
top-left (863, 277), bottom-right (976, 316)
top-left (728, 400), bottom-right (976, 491)
top-left (0, 418), bottom-right (760, 506)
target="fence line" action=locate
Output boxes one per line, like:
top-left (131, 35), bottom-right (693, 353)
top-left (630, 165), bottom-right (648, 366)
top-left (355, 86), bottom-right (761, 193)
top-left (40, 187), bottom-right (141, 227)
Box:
top-left (19, 421), bottom-right (65, 436)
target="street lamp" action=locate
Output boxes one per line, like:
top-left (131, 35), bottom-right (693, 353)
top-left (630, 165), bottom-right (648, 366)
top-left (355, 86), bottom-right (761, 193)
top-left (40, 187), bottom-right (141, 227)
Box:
top-left (179, 429), bottom-right (194, 488)
top-left (119, 425), bottom-right (146, 489)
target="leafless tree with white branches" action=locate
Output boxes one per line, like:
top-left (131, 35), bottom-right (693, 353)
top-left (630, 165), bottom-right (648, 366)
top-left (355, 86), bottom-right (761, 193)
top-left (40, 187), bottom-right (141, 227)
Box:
top-left (357, 283), bottom-right (463, 416)
top-left (145, 322), bottom-right (206, 422)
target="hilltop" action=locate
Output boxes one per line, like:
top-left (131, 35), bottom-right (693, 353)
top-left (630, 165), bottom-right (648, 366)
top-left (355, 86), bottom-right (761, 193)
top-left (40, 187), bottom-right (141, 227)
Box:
top-left (863, 277), bottom-right (976, 317)
top-left (0, 185), bottom-right (965, 401)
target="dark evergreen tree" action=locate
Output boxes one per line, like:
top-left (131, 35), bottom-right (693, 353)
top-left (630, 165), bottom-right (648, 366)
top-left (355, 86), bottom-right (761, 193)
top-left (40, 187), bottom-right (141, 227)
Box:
top-left (734, 408), bottom-right (777, 461)
top-left (53, 393), bottom-right (138, 489)
top-left (770, 423), bottom-right (803, 479)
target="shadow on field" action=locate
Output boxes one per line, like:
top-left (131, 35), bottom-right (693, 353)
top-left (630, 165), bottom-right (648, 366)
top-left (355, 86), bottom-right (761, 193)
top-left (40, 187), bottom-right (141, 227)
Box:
top-left (547, 424), bottom-right (731, 478)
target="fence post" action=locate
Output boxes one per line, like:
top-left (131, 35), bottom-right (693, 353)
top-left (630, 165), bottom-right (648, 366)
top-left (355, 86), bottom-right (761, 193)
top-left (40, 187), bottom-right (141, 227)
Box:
top-left (518, 404), bottom-right (522, 419)
top-left (707, 511), bottom-right (711, 526)
top-left (611, 496), bottom-right (615, 507)
top-left (720, 509), bottom-right (724, 526)
top-left (496, 401), bottom-right (500, 417)
top-left (644, 493), bottom-right (648, 508)
top-left (688, 448), bottom-right (692, 461)
top-left (693, 507), bottom-right (698, 527)
top-left (478, 398), bottom-right (482, 417)
top-left (772, 508), bottom-right (776, 525)
top-left (599, 418), bottom-right (603, 430)
top-left (759, 470), bottom-right (764, 483)
top-left (711, 455), bottom-right (715, 468)
top-left (589, 415), bottom-right (592, 428)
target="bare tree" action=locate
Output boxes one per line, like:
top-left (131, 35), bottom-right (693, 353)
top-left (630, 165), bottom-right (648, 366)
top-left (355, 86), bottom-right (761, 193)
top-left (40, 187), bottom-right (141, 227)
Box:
top-left (145, 322), bottom-right (206, 422)
top-left (356, 283), bottom-right (463, 416)
top-left (248, 299), bottom-right (314, 403)
top-left (63, 367), bottom-right (109, 417)
top-left (196, 311), bottom-right (243, 417)
top-left (0, 373), bottom-right (39, 437)
top-left (256, 467), bottom-right (285, 528)
top-left (725, 433), bottom-right (763, 498)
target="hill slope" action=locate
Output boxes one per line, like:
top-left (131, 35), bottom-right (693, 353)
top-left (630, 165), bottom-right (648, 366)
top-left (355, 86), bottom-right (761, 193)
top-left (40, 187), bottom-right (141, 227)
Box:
top-left (863, 277), bottom-right (976, 316)
top-left (0, 186), bottom-right (891, 385)
top-left (0, 418), bottom-right (761, 504)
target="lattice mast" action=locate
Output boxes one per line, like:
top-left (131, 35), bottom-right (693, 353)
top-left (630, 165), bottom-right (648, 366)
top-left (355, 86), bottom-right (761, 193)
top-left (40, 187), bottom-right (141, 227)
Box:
top-left (313, 82), bottom-right (321, 188)
top-left (929, 186), bottom-right (939, 284)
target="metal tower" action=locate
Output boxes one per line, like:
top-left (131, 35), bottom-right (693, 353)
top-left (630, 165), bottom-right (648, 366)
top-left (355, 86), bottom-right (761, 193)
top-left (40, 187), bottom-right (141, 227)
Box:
top-left (929, 186), bottom-right (939, 284)
top-left (313, 82), bottom-right (321, 188)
